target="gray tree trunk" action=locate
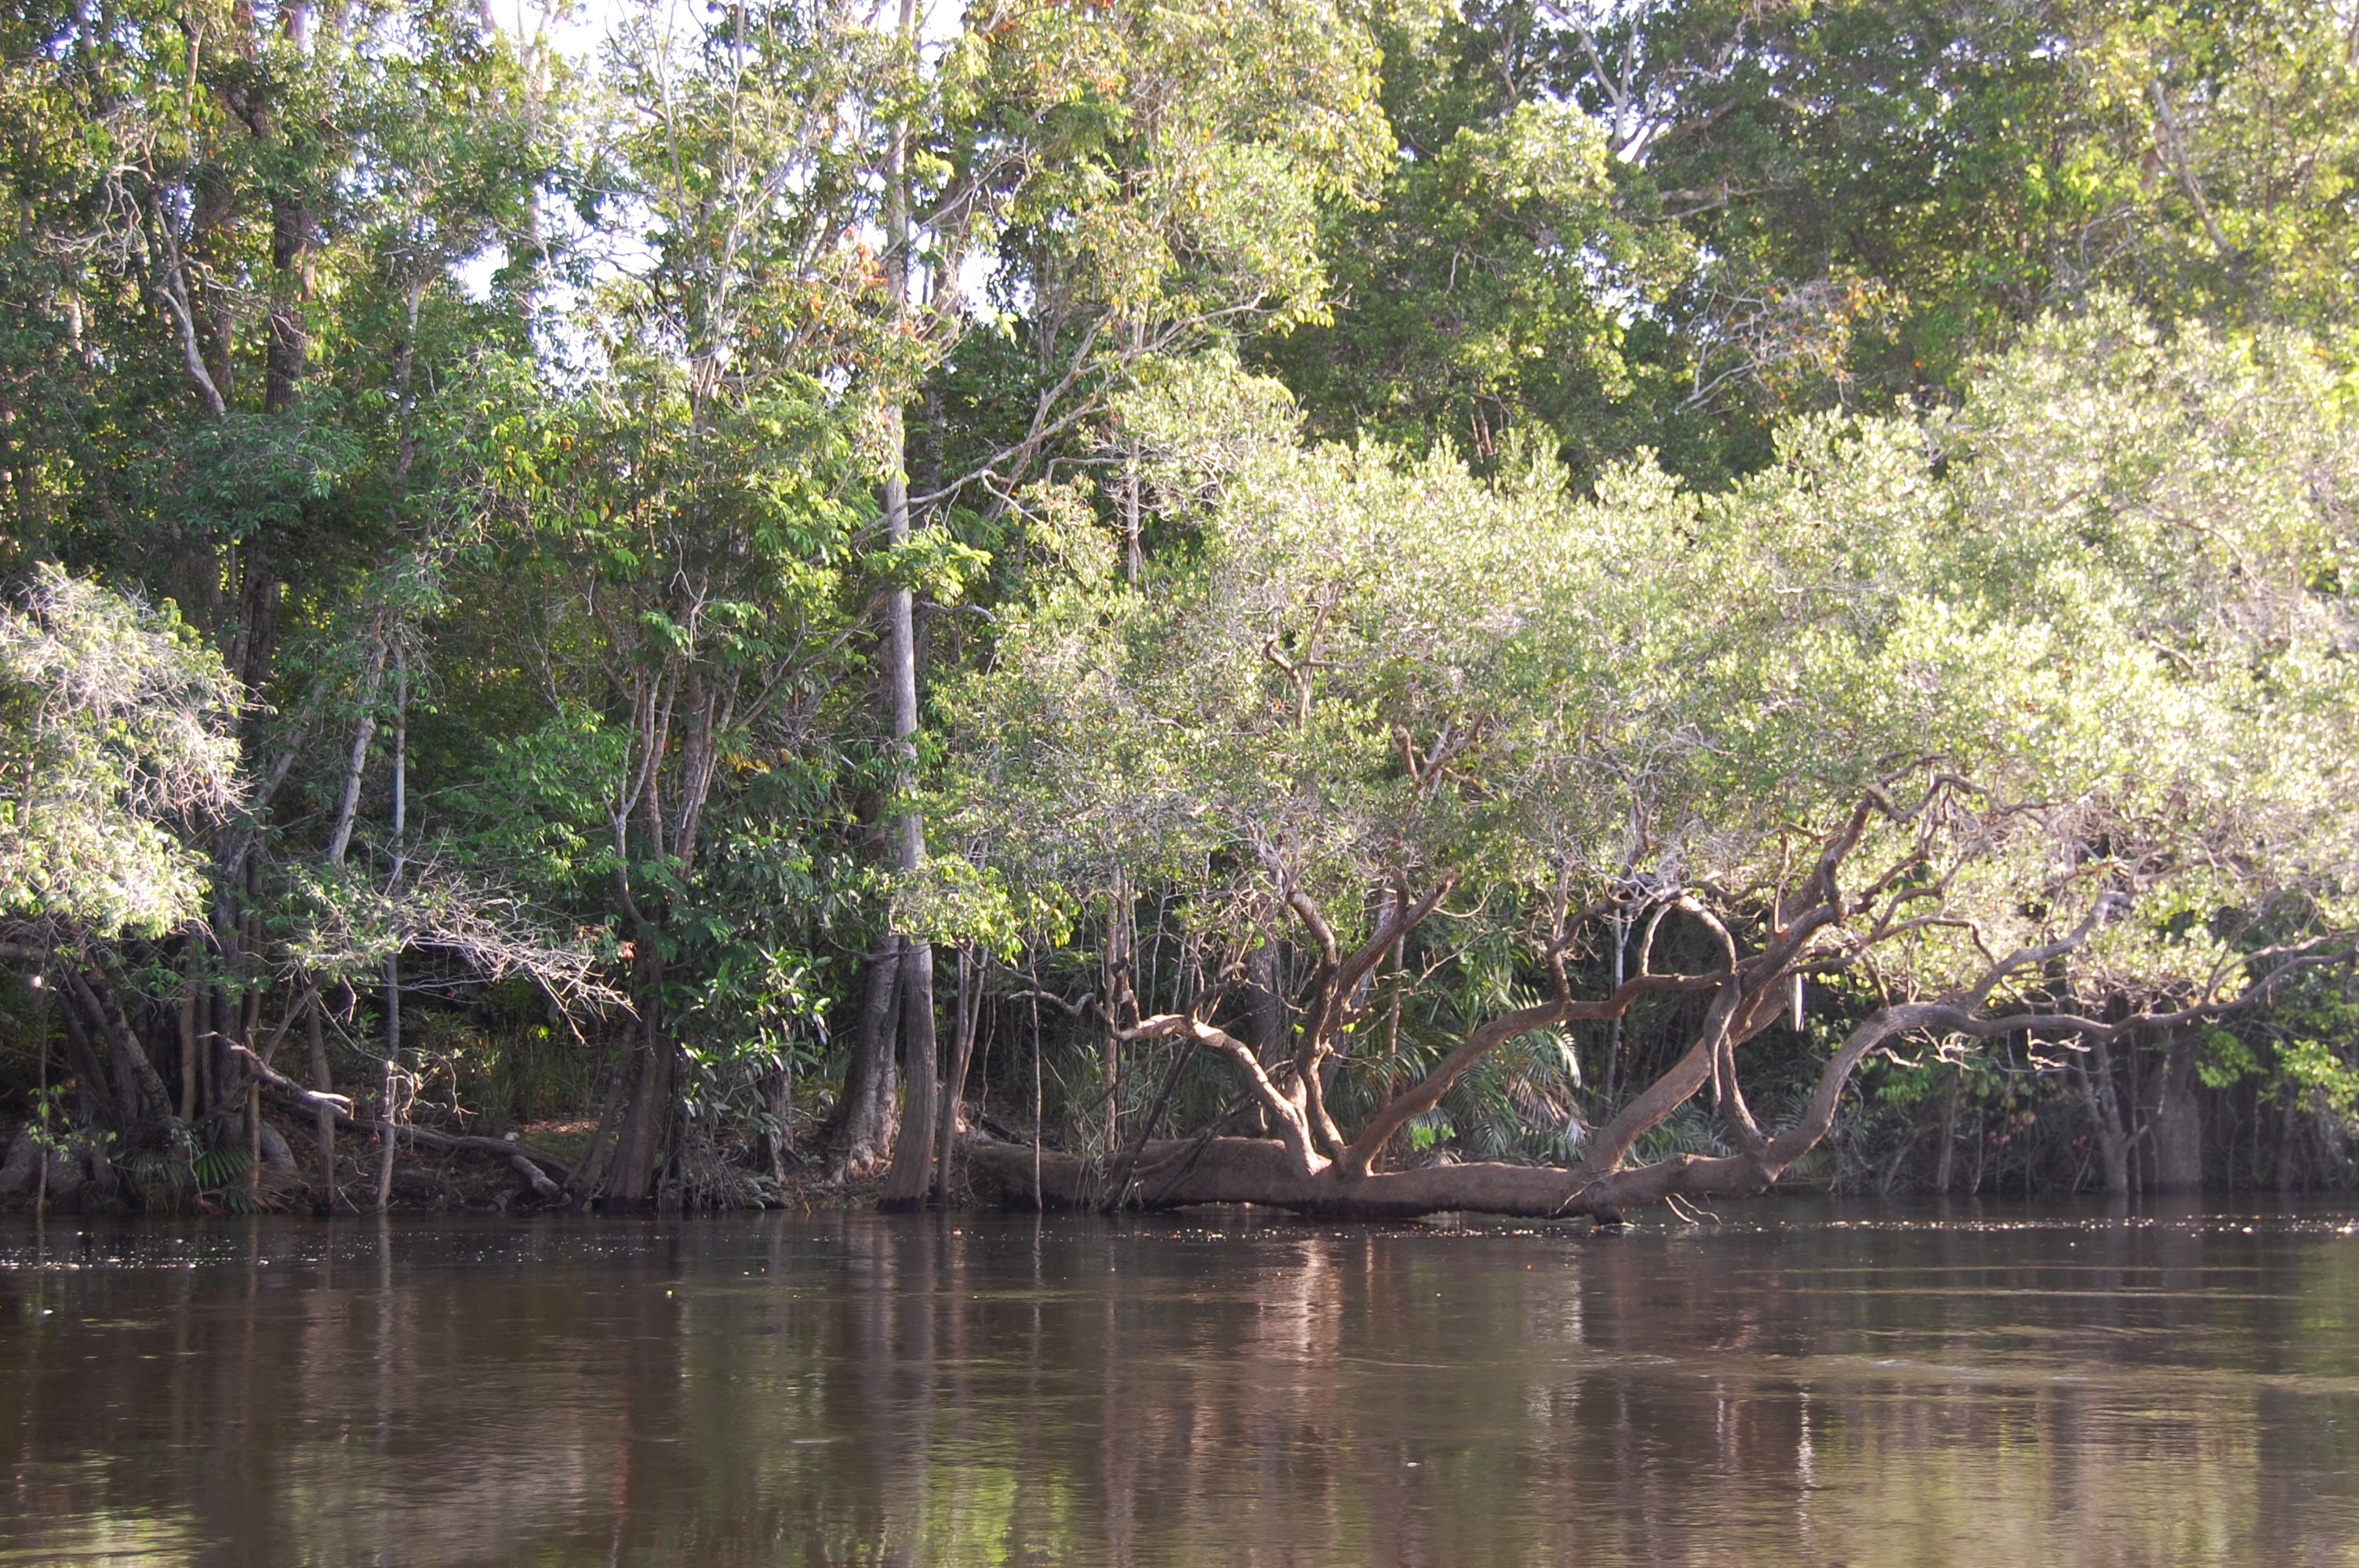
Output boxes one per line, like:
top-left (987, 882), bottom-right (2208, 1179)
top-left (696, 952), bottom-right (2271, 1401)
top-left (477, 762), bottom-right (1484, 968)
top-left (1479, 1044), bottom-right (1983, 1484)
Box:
top-left (2076, 1035), bottom-right (2132, 1196)
top-left (874, 0), bottom-right (939, 1210)
top-left (878, 943), bottom-right (939, 1210)
top-left (2150, 1028), bottom-right (2204, 1192)
top-left (931, 947), bottom-right (978, 1201)
top-left (307, 996), bottom-right (336, 1213)
top-left (829, 946), bottom-right (903, 1177)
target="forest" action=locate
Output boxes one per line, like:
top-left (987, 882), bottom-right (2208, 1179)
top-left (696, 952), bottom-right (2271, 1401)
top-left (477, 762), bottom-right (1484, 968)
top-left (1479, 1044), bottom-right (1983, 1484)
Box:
top-left (1, 0), bottom-right (2356, 1216)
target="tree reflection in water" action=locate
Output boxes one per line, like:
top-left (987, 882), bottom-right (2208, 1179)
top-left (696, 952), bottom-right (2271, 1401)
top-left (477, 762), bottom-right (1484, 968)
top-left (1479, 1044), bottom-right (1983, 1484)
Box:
top-left (3, 1206), bottom-right (2357, 1565)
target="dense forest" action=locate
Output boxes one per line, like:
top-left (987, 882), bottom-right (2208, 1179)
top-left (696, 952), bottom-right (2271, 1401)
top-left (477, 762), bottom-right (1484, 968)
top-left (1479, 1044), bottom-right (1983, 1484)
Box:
top-left (1, 0), bottom-right (2355, 1215)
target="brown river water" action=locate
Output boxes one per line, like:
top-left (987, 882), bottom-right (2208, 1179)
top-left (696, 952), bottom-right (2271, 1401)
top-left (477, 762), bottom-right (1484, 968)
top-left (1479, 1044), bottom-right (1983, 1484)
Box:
top-left (4, 1201), bottom-right (2358, 1566)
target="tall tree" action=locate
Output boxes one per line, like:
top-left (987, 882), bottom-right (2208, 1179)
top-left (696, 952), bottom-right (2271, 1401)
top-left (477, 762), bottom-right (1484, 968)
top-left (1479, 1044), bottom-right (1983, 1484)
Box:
top-left (874, 0), bottom-right (1395, 1203)
top-left (479, 0), bottom-right (926, 1203)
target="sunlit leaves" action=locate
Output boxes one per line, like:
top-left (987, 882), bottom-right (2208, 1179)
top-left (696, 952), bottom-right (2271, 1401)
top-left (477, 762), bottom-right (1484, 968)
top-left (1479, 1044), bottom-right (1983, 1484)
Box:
top-left (0, 568), bottom-right (241, 938)
top-left (983, 0), bottom-right (1390, 330)
top-left (961, 301), bottom-right (2359, 1012)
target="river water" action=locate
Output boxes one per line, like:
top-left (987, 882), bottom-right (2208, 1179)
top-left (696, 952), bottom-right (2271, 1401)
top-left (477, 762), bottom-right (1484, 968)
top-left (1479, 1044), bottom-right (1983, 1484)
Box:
top-left (3, 1202), bottom-right (2357, 1566)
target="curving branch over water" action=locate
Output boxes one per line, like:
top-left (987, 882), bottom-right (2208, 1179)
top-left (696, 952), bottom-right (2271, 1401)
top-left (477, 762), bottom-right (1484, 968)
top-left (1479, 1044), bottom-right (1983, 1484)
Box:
top-left (969, 784), bottom-right (2350, 1221)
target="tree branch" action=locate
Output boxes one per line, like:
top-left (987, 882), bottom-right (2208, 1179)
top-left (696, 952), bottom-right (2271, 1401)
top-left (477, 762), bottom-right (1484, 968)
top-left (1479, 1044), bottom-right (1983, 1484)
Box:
top-left (1340, 965), bottom-right (1722, 1176)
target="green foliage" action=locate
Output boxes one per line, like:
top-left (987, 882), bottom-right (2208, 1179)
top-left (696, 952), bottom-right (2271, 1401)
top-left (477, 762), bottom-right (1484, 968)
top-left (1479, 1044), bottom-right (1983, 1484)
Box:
top-left (1263, 0), bottom-right (2359, 485)
top-left (962, 303), bottom-right (2359, 985)
top-left (123, 1123), bottom-right (256, 1214)
top-left (960, 303), bottom-right (2359, 1140)
top-left (2277, 1038), bottom-right (2359, 1118)
top-left (1263, 43), bottom-right (1688, 466)
top-left (0, 568), bottom-right (240, 937)
top-left (2197, 1030), bottom-right (2260, 1091)
top-left (22, 1082), bottom-right (72, 1158)
top-left (983, 0), bottom-right (1391, 334)
top-left (2, 0), bottom-right (2354, 1191)
top-left (2244, 968), bottom-right (2359, 1116)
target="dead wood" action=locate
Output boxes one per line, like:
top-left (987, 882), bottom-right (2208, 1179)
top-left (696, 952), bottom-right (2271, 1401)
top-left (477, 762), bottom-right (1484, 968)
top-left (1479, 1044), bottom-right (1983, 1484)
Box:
top-left (232, 1043), bottom-right (575, 1179)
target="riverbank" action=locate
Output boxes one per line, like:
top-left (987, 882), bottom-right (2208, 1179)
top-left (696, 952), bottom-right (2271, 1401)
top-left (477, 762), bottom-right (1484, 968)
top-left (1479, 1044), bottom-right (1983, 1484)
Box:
top-left (0, 1108), bottom-right (890, 1216)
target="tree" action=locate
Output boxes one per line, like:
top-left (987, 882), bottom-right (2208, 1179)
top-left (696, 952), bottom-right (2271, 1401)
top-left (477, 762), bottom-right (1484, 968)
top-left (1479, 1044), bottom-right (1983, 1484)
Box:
top-left (459, 0), bottom-right (923, 1204)
top-left (0, 567), bottom-right (239, 942)
top-left (0, 567), bottom-right (238, 1142)
top-left (951, 301), bottom-right (2359, 1218)
top-left (869, 0), bottom-right (1397, 1203)
top-left (1256, 2), bottom-right (1692, 470)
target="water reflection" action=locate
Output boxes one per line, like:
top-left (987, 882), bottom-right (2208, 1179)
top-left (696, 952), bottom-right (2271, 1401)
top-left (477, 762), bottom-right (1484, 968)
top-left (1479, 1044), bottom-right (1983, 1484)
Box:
top-left (4, 1204), bottom-right (2357, 1566)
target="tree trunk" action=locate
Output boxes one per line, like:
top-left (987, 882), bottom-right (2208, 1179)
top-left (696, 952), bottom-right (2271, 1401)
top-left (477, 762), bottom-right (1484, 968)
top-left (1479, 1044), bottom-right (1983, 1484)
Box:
top-left (565, 1046), bottom-right (634, 1200)
top-left (2075, 1035), bottom-right (2132, 1196)
top-left (827, 946), bottom-right (902, 1176)
top-left (53, 982), bottom-right (113, 1128)
top-left (2277, 1086), bottom-right (2302, 1194)
top-left (178, 946), bottom-right (202, 1123)
top-left (190, 165), bottom-right (238, 409)
top-left (323, 625), bottom-right (388, 866)
top-left (248, 1079), bottom-right (264, 1200)
top-left (1244, 942), bottom-right (1284, 1138)
top-left (1248, 941), bottom-right (1285, 1058)
top-left (758, 1058), bottom-right (794, 1184)
top-left (306, 993), bottom-right (336, 1213)
top-left (0, 1126), bottom-right (40, 1196)
top-left (194, 980), bottom-right (216, 1119)
top-left (2150, 1027), bottom-right (2204, 1193)
top-left (64, 962), bottom-right (173, 1133)
top-left (964, 1134), bottom-right (1795, 1221)
top-left (871, 0), bottom-right (938, 1212)
top-left (372, 644), bottom-right (407, 1210)
top-left (1933, 1068), bottom-right (1961, 1195)
top-left (374, 1054), bottom-right (399, 1212)
top-left (878, 943), bottom-right (940, 1210)
top-left (262, 0), bottom-right (314, 417)
top-left (929, 946), bottom-right (978, 1201)
top-left (1603, 913), bottom-right (1627, 1104)
top-left (264, 186), bottom-right (313, 416)
top-left (605, 1001), bottom-right (674, 1208)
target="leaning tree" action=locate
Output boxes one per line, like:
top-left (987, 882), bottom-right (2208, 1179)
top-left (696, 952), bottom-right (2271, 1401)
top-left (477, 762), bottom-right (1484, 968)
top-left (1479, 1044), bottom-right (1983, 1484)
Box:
top-left (945, 302), bottom-right (2359, 1218)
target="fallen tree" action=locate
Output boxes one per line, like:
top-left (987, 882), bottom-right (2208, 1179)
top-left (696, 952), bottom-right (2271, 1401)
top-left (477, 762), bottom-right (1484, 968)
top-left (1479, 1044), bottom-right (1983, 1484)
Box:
top-left (939, 313), bottom-right (2359, 1218)
top-left (233, 1042), bottom-right (574, 1200)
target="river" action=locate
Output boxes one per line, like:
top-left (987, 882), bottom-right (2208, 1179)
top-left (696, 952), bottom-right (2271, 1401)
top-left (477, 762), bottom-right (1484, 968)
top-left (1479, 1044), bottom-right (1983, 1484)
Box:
top-left (3, 1201), bottom-right (2357, 1565)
